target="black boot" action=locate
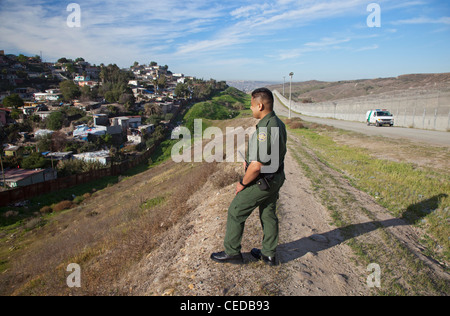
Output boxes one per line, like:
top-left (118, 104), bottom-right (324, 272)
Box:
top-left (210, 251), bottom-right (244, 264)
top-left (250, 248), bottom-right (278, 266)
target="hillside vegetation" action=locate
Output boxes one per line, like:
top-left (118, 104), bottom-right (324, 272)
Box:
top-left (184, 87), bottom-right (250, 132)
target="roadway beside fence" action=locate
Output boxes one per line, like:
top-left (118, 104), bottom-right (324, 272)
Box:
top-left (273, 89), bottom-right (450, 131)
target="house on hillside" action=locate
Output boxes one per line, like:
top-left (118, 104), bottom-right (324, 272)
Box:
top-left (34, 89), bottom-right (62, 102)
top-left (0, 168), bottom-right (57, 188)
top-left (44, 151), bottom-right (73, 161)
top-left (4, 145), bottom-right (23, 157)
top-left (73, 124), bottom-right (107, 140)
top-left (127, 116), bottom-right (141, 128)
top-left (73, 150), bottom-right (111, 165)
top-left (159, 101), bottom-right (173, 114)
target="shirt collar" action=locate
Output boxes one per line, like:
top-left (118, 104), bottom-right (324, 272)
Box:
top-left (257, 111), bottom-right (276, 128)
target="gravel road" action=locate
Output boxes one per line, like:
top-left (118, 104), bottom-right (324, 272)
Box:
top-left (273, 94), bottom-right (450, 147)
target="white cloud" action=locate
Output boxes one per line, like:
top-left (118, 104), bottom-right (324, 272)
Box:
top-left (175, 35), bottom-right (245, 56)
top-left (355, 44), bottom-right (379, 52)
top-left (0, 0), bottom-right (226, 66)
top-left (392, 17), bottom-right (450, 25)
top-left (305, 37), bottom-right (351, 48)
top-left (230, 5), bottom-right (258, 19)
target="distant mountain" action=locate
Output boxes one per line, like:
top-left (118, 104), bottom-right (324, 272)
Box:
top-left (266, 73), bottom-right (450, 103)
top-left (226, 80), bottom-right (281, 93)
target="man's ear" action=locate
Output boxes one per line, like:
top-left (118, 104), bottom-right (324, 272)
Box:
top-left (257, 102), bottom-right (264, 111)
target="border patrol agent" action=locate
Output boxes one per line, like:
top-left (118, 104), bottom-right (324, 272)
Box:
top-left (211, 88), bottom-right (287, 266)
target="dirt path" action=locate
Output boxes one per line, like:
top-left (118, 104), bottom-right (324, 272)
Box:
top-left (276, 148), bottom-right (369, 295)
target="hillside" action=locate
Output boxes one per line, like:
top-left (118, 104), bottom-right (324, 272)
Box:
top-left (0, 117), bottom-right (258, 296)
top-left (267, 73), bottom-right (450, 103)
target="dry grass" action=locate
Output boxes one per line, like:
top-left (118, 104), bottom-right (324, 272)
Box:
top-left (0, 158), bottom-right (220, 296)
top-left (52, 201), bottom-right (74, 213)
top-left (284, 117), bottom-right (305, 130)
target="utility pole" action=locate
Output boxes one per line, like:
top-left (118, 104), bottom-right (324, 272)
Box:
top-left (289, 72), bottom-right (294, 119)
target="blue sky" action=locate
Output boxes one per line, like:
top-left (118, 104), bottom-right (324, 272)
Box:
top-left (0, 0), bottom-right (449, 82)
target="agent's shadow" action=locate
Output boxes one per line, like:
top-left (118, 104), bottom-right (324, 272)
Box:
top-left (277, 194), bottom-right (447, 264)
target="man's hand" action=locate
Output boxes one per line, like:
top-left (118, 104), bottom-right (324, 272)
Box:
top-left (235, 182), bottom-right (246, 195)
top-left (235, 161), bottom-right (263, 195)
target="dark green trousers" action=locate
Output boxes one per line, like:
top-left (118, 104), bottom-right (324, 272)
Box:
top-left (224, 172), bottom-right (285, 258)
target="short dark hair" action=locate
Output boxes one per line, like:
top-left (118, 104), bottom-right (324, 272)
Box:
top-left (252, 88), bottom-right (274, 111)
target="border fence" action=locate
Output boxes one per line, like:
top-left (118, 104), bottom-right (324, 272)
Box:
top-left (274, 89), bottom-right (450, 131)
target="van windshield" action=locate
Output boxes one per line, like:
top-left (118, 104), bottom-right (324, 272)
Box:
top-left (377, 111), bottom-right (392, 117)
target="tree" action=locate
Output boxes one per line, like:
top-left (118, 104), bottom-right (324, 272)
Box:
top-left (21, 152), bottom-right (47, 169)
top-left (58, 57), bottom-right (69, 64)
top-left (175, 83), bottom-right (189, 99)
top-left (59, 80), bottom-right (81, 101)
top-left (17, 54), bottom-right (28, 63)
top-left (64, 63), bottom-right (76, 74)
top-left (105, 91), bottom-right (121, 103)
top-left (46, 111), bottom-right (64, 131)
top-left (144, 103), bottom-right (162, 116)
top-left (3, 94), bottom-right (24, 109)
top-left (157, 75), bottom-right (167, 90)
top-left (36, 134), bottom-right (52, 152)
top-left (119, 93), bottom-right (135, 108)
top-left (51, 131), bottom-right (68, 152)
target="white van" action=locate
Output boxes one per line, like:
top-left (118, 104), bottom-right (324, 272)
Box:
top-left (366, 109), bottom-right (394, 127)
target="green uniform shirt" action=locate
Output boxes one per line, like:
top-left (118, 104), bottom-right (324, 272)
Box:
top-left (248, 111), bottom-right (287, 174)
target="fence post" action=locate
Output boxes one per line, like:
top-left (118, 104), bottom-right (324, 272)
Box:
top-left (423, 109), bottom-right (426, 129)
top-left (448, 110), bottom-right (450, 131)
top-left (403, 108), bottom-right (407, 127)
top-left (434, 109), bottom-right (438, 130)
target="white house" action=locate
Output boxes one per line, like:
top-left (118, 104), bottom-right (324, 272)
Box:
top-left (34, 89), bottom-right (62, 101)
top-left (73, 150), bottom-right (111, 165)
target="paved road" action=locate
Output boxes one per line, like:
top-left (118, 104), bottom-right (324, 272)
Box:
top-left (274, 94), bottom-right (450, 147)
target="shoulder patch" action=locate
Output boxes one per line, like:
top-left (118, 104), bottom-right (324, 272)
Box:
top-left (258, 131), bottom-right (267, 142)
